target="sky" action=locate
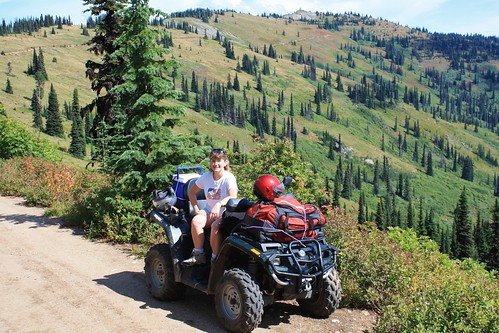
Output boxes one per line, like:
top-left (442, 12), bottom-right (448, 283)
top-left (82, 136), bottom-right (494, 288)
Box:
top-left (1, 0), bottom-right (498, 37)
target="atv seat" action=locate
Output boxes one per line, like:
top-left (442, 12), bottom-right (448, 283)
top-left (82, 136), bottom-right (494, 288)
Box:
top-left (185, 178), bottom-right (207, 216)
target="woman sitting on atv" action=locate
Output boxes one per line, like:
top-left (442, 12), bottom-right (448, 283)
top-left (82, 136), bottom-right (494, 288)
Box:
top-left (183, 148), bottom-right (238, 265)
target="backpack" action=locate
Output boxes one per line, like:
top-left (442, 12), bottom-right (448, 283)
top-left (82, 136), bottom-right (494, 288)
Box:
top-left (243, 196), bottom-right (326, 243)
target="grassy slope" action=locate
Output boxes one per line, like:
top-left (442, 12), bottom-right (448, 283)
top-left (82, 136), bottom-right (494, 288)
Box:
top-left (0, 13), bottom-right (497, 224)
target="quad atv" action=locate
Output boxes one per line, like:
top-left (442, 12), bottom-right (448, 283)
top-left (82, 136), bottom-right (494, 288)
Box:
top-left (144, 167), bottom-right (341, 333)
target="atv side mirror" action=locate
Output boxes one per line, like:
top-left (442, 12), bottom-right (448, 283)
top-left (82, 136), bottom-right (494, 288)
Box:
top-left (282, 176), bottom-right (293, 187)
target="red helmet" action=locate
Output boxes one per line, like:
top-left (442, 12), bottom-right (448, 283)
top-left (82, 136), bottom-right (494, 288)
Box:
top-left (253, 174), bottom-right (284, 201)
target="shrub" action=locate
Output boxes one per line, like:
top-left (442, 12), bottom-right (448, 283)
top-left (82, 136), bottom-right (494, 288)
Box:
top-left (75, 185), bottom-right (160, 244)
top-left (0, 116), bottom-right (61, 161)
top-left (324, 208), bottom-right (499, 332)
top-left (0, 156), bottom-right (107, 216)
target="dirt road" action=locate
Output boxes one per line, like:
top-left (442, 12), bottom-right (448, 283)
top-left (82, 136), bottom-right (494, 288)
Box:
top-left (0, 195), bottom-right (375, 333)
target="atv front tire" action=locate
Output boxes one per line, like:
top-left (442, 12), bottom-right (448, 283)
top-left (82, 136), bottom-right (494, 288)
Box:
top-left (215, 268), bottom-right (264, 333)
top-left (144, 244), bottom-right (185, 300)
top-left (298, 267), bottom-right (342, 318)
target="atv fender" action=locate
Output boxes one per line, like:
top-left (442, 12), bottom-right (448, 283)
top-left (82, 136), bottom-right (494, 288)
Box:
top-left (148, 209), bottom-right (192, 281)
top-left (208, 234), bottom-right (266, 293)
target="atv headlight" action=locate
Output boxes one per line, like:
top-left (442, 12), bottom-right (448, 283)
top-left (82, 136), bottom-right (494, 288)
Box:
top-left (270, 256), bottom-right (281, 266)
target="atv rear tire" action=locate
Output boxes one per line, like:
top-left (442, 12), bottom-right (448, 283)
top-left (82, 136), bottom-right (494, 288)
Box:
top-left (215, 268), bottom-right (264, 333)
top-left (144, 244), bottom-right (185, 300)
top-left (298, 267), bottom-right (341, 318)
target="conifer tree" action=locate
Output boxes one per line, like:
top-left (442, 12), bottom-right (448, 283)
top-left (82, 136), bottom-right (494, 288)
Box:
top-left (341, 165), bottom-right (352, 199)
top-left (489, 199), bottom-right (499, 269)
top-left (45, 84), bottom-right (64, 138)
top-left (100, 0), bottom-right (205, 196)
top-left (412, 140), bottom-right (419, 162)
top-left (5, 78), bottom-right (13, 94)
top-left (375, 197), bottom-right (386, 230)
top-left (31, 89), bottom-right (43, 129)
top-left (69, 89), bottom-right (86, 158)
top-left (36, 47), bottom-right (48, 80)
top-left (417, 198), bottom-right (427, 236)
top-left (426, 151), bottom-right (434, 176)
top-left (83, 0), bottom-right (127, 137)
top-left (373, 159), bottom-right (380, 195)
top-left (474, 211), bottom-right (489, 263)
top-left (233, 72), bottom-right (240, 91)
top-left (426, 207), bottom-right (436, 240)
top-left (69, 114), bottom-right (86, 158)
top-left (454, 187), bottom-right (476, 259)
top-left (332, 171), bottom-right (341, 208)
top-left (407, 199), bottom-right (414, 229)
top-left (461, 156), bottom-right (474, 182)
top-left (358, 191), bottom-right (366, 224)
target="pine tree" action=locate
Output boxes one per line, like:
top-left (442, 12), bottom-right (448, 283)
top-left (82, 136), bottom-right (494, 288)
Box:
top-left (412, 140), bottom-right (419, 162)
top-left (407, 199), bottom-right (414, 229)
top-left (68, 89), bottom-right (86, 158)
top-left (44, 84), bottom-right (64, 138)
top-left (373, 159), bottom-right (380, 195)
top-left (474, 211), bottom-right (489, 263)
top-left (69, 114), bottom-right (86, 158)
top-left (233, 72), bottom-right (240, 91)
top-left (5, 78), bottom-right (13, 94)
top-left (454, 187), bottom-right (476, 259)
top-left (426, 207), bottom-right (436, 240)
top-left (417, 198), bottom-right (427, 236)
top-left (36, 47), bottom-right (48, 80)
top-left (332, 171), bottom-right (341, 208)
top-left (31, 89), bottom-right (43, 129)
top-left (341, 165), bottom-right (352, 199)
top-left (489, 199), bottom-right (499, 270)
top-left (83, 0), bottom-right (127, 138)
top-left (426, 151), bottom-right (434, 176)
top-left (461, 156), bottom-right (474, 182)
top-left (375, 197), bottom-right (386, 230)
top-left (99, 0), bottom-right (205, 196)
top-left (358, 191), bottom-right (366, 224)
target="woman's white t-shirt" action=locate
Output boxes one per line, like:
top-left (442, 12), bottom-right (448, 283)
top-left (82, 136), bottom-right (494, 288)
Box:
top-left (195, 171), bottom-right (238, 212)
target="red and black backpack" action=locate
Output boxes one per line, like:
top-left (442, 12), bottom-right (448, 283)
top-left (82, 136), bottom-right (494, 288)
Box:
top-left (243, 196), bottom-right (326, 243)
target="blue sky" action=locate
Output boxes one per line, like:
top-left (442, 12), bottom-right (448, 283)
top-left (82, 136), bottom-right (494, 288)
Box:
top-left (1, 0), bottom-right (498, 36)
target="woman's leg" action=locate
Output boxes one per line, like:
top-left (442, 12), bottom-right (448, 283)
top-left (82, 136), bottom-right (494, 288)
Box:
top-left (210, 218), bottom-right (222, 257)
top-left (190, 212), bottom-right (207, 249)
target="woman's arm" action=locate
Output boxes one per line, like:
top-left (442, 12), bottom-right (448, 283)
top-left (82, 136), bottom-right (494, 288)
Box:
top-left (188, 182), bottom-right (202, 214)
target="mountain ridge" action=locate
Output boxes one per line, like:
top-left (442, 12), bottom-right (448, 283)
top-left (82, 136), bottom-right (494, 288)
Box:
top-left (0, 10), bottom-right (498, 249)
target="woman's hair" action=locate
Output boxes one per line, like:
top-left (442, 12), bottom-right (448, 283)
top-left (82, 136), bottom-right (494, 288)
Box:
top-left (209, 148), bottom-right (230, 171)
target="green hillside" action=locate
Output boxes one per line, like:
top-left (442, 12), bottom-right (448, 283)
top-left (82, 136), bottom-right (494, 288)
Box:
top-left (0, 10), bottom-right (498, 248)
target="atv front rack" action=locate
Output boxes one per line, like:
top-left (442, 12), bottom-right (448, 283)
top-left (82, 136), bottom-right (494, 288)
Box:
top-left (260, 239), bottom-right (337, 287)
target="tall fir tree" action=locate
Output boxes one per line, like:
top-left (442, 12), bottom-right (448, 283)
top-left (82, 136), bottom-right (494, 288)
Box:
top-left (373, 159), bottom-right (380, 195)
top-left (99, 0), bottom-right (205, 196)
top-left (36, 47), bottom-right (48, 80)
top-left (375, 197), bottom-right (386, 230)
top-left (489, 199), bottom-right (499, 270)
top-left (407, 199), bottom-right (414, 229)
top-left (332, 172), bottom-right (341, 208)
top-left (83, 0), bottom-right (127, 138)
top-left (44, 84), bottom-right (64, 138)
top-left (5, 78), bottom-right (13, 94)
top-left (31, 89), bottom-right (43, 129)
top-left (426, 151), bottom-right (434, 176)
top-left (68, 89), bottom-right (86, 158)
top-left (454, 187), bottom-right (476, 259)
top-left (358, 191), bottom-right (366, 224)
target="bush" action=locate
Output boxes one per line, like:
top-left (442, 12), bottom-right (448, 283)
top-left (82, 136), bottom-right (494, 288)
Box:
top-left (74, 185), bottom-right (160, 244)
top-left (0, 116), bottom-right (61, 161)
top-left (324, 208), bottom-right (499, 332)
top-left (0, 156), bottom-right (107, 216)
